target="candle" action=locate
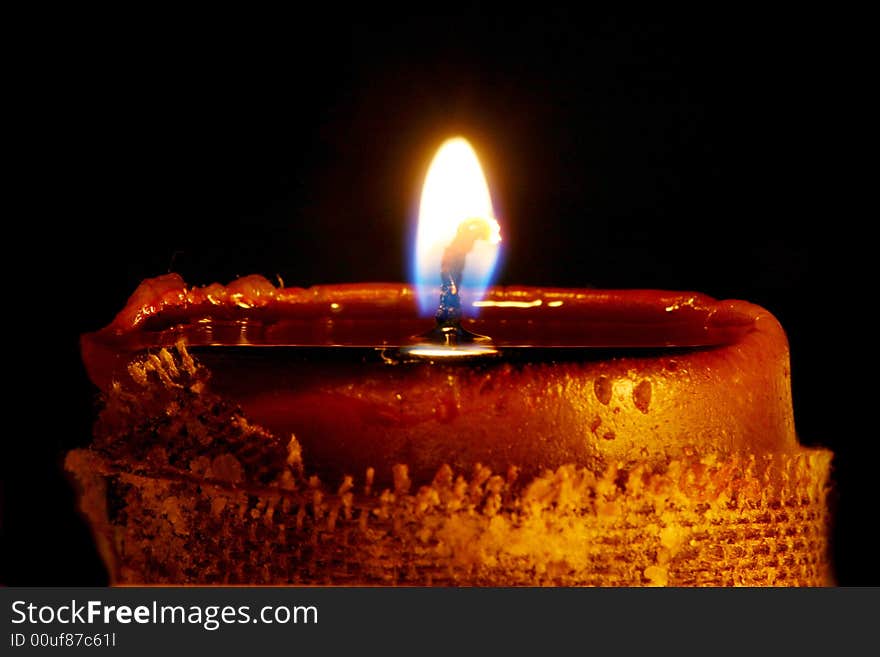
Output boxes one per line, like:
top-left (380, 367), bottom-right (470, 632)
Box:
top-left (67, 138), bottom-right (832, 586)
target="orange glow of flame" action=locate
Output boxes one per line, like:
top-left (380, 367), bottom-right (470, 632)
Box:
top-left (413, 137), bottom-right (502, 315)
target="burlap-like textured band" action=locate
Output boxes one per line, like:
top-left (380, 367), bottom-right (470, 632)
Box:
top-left (66, 446), bottom-right (831, 586)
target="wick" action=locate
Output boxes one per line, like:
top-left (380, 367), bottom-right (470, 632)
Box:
top-left (424, 217), bottom-right (496, 347)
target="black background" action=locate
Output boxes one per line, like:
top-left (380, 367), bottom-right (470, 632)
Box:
top-left (6, 8), bottom-right (870, 585)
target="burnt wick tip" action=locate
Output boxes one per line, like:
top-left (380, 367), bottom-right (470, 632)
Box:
top-left (432, 217), bottom-right (498, 345)
top-left (410, 217), bottom-right (499, 353)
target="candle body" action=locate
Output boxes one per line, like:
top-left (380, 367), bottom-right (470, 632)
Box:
top-left (69, 274), bottom-right (832, 586)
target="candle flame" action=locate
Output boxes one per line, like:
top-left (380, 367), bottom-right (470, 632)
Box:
top-left (413, 137), bottom-right (501, 316)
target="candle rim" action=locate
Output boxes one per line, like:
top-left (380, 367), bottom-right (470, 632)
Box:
top-left (88, 273), bottom-right (760, 353)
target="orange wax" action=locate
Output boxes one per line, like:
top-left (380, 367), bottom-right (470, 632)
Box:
top-left (68, 273), bottom-right (833, 586)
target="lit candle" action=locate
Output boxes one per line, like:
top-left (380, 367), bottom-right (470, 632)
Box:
top-left (68, 137), bottom-right (833, 587)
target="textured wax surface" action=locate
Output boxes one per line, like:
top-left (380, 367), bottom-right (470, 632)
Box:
top-left (67, 343), bottom-right (832, 586)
